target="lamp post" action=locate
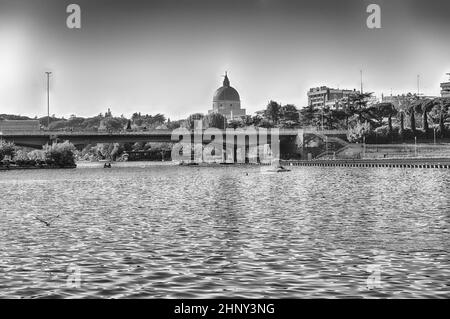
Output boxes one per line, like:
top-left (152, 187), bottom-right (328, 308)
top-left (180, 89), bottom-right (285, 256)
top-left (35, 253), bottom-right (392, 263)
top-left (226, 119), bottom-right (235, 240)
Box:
top-left (434, 127), bottom-right (437, 145)
top-left (363, 135), bottom-right (366, 159)
top-left (414, 136), bottom-right (418, 157)
top-left (417, 74), bottom-right (420, 96)
top-left (45, 71), bottom-right (52, 130)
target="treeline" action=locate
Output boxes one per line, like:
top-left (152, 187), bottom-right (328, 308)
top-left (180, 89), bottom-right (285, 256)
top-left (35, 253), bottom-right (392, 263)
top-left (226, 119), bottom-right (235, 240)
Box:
top-left (3, 93), bottom-right (450, 145)
top-left (79, 142), bottom-right (172, 161)
top-left (0, 140), bottom-right (77, 168)
top-left (0, 112), bottom-right (182, 132)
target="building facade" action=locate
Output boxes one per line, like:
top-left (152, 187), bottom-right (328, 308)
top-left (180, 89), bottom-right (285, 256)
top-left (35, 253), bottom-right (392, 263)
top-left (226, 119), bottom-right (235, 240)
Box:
top-left (209, 73), bottom-right (246, 120)
top-left (441, 74), bottom-right (450, 97)
top-left (307, 86), bottom-right (357, 109)
top-left (0, 120), bottom-right (40, 133)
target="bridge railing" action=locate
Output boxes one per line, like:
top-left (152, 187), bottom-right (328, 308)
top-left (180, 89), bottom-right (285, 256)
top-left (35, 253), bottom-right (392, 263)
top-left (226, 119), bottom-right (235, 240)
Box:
top-left (0, 128), bottom-right (349, 137)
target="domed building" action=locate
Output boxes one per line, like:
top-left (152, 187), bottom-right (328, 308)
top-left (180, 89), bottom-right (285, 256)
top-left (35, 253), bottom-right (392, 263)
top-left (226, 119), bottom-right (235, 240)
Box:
top-left (208, 73), bottom-right (246, 120)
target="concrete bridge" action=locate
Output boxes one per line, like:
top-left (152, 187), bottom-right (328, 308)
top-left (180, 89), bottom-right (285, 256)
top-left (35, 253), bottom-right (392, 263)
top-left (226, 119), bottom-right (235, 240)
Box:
top-left (0, 129), bottom-right (348, 160)
top-left (0, 130), bottom-right (175, 149)
top-left (0, 129), bottom-right (346, 146)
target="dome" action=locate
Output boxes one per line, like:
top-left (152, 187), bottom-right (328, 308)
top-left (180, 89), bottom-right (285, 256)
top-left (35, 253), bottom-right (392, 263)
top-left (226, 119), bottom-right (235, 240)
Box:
top-left (213, 86), bottom-right (240, 102)
top-left (213, 74), bottom-right (240, 102)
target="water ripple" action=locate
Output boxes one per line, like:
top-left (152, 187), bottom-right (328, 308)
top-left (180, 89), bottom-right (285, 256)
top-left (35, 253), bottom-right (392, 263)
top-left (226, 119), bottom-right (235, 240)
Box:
top-left (0, 164), bottom-right (449, 298)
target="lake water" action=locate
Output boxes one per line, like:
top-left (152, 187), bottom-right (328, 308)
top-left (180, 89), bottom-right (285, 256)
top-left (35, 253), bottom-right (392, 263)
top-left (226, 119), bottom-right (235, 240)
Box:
top-left (0, 163), bottom-right (449, 298)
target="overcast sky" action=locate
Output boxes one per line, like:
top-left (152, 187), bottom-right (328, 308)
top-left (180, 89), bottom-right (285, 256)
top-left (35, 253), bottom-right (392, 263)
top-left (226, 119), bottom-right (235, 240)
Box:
top-left (1, 0), bottom-right (449, 119)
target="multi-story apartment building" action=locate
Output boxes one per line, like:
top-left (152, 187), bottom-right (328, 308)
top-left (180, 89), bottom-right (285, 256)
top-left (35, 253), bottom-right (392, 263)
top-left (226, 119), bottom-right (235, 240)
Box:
top-left (307, 86), bottom-right (357, 109)
top-left (441, 73), bottom-right (450, 97)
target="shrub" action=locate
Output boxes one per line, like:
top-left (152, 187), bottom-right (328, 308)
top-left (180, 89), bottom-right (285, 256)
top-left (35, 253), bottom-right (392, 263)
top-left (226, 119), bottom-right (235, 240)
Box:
top-left (347, 122), bottom-right (372, 143)
top-left (0, 140), bottom-right (16, 160)
top-left (42, 141), bottom-right (77, 167)
top-left (28, 150), bottom-right (46, 161)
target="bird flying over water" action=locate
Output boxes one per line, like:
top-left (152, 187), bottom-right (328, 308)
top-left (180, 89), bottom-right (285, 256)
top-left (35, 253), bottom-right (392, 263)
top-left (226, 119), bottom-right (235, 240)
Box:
top-left (34, 215), bottom-right (60, 227)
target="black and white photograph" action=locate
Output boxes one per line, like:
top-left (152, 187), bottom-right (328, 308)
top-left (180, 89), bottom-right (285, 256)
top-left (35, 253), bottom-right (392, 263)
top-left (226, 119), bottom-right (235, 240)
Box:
top-left (0, 0), bottom-right (449, 307)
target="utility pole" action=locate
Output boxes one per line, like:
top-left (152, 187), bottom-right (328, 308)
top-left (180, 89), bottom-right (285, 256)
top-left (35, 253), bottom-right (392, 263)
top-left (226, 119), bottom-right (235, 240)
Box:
top-left (417, 74), bottom-right (420, 96)
top-left (45, 71), bottom-right (52, 129)
top-left (360, 70), bottom-right (363, 94)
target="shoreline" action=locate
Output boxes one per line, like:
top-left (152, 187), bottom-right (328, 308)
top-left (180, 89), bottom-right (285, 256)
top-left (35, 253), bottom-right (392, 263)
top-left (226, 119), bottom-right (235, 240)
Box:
top-left (3, 157), bottom-right (450, 171)
top-left (282, 157), bottom-right (450, 169)
top-left (0, 165), bottom-right (77, 171)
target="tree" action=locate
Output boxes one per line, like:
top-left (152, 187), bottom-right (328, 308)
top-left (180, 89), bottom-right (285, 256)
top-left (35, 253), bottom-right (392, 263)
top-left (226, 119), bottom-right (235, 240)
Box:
top-left (409, 108), bottom-right (416, 135)
top-left (48, 120), bottom-right (69, 131)
top-left (299, 105), bottom-right (320, 127)
top-left (14, 149), bottom-right (29, 162)
top-left (321, 106), bottom-right (339, 130)
top-left (329, 109), bottom-right (348, 130)
top-left (371, 102), bottom-right (397, 134)
top-left (43, 141), bottom-right (77, 167)
top-left (0, 140), bottom-right (16, 160)
top-left (241, 115), bottom-right (254, 127)
top-left (419, 99), bottom-right (436, 135)
top-left (398, 94), bottom-right (419, 135)
top-left (406, 100), bottom-right (420, 135)
top-left (81, 116), bottom-right (102, 131)
top-left (132, 142), bottom-right (144, 151)
top-left (280, 104), bottom-right (300, 127)
top-left (251, 115), bottom-right (263, 127)
top-left (126, 120), bottom-right (132, 131)
top-left (347, 122), bottom-right (371, 143)
top-left (228, 119), bottom-right (244, 129)
top-left (398, 111), bottom-right (406, 139)
top-left (167, 120), bottom-right (182, 130)
top-left (204, 113), bottom-right (226, 130)
top-left (28, 150), bottom-right (46, 161)
top-left (184, 113), bottom-right (204, 130)
top-left (347, 92), bottom-right (374, 123)
top-left (152, 113), bottom-right (166, 125)
top-left (97, 143), bottom-right (116, 159)
top-left (101, 117), bottom-right (124, 132)
top-left (264, 101), bottom-right (282, 125)
top-left (432, 98), bottom-right (450, 137)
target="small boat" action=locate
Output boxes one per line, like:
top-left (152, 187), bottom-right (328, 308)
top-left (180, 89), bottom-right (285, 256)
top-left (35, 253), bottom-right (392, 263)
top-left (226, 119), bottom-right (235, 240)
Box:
top-left (265, 166), bottom-right (291, 173)
top-left (263, 159), bottom-right (291, 173)
top-left (178, 161), bottom-right (199, 166)
top-left (104, 162), bottom-right (112, 168)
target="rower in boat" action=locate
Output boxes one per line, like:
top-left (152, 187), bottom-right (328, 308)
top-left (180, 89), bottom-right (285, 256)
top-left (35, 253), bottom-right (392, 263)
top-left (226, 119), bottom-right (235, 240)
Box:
top-left (264, 159), bottom-right (291, 173)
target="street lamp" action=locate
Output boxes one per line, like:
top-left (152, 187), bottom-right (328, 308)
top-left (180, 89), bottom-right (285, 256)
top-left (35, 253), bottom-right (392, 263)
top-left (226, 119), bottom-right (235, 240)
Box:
top-left (363, 135), bottom-right (366, 158)
top-left (414, 136), bottom-right (418, 157)
top-left (434, 127), bottom-right (437, 145)
top-left (45, 71), bottom-right (52, 130)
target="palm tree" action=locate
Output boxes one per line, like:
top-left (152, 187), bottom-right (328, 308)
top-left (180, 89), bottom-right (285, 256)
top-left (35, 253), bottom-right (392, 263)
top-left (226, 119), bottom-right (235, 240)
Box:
top-left (375, 102), bottom-right (397, 135)
top-left (398, 110), bottom-right (406, 139)
top-left (436, 98), bottom-right (450, 136)
top-left (408, 105), bottom-right (417, 135)
top-left (419, 99), bottom-right (436, 135)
